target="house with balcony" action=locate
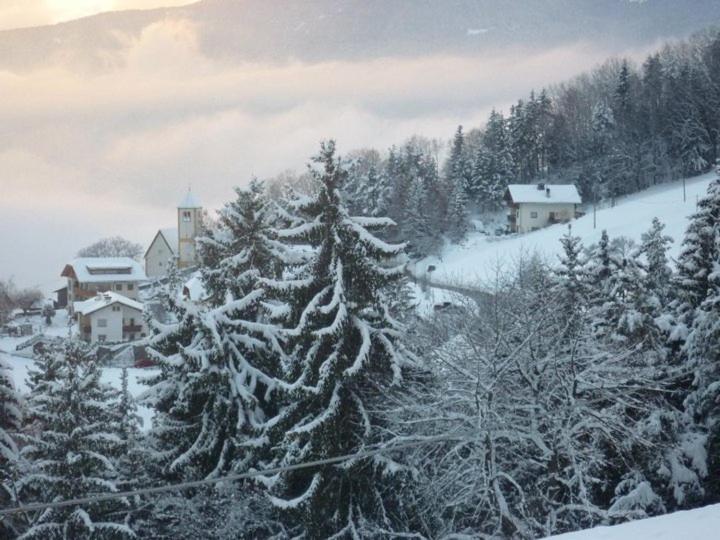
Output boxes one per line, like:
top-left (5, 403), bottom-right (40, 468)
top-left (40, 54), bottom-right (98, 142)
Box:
top-left (61, 257), bottom-right (147, 314)
top-left (505, 183), bottom-right (582, 234)
top-left (74, 292), bottom-right (147, 344)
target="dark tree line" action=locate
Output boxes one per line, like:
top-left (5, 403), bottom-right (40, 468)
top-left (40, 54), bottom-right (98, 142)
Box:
top-left (334, 29), bottom-right (720, 256)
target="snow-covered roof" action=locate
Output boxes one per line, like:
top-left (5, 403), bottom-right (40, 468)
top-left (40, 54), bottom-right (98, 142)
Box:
top-left (178, 189), bottom-right (202, 209)
top-left (183, 273), bottom-right (208, 302)
top-left (74, 292), bottom-right (144, 317)
top-left (507, 184), bottom-right (582, 204)
top-left (160, 228), bottom-right (179, 254)
top-left (62, 257), bottom-right (147, 283)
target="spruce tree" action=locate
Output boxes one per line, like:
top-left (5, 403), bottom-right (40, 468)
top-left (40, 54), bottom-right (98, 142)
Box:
top-left (637, 217), bottom-right (674, 304)
top-left (0, 354), bottom-right (21, 538)
top-left (261, 141), bottom-right (413, 537)
top-left (145, 242), bottom-right (284, 481)
top-left (674, 174), bottom-right (720, 340)
top-left (198, 179), bottom-right (290, 307)
top-left (445, 179), bottom-right (470, 242)
top-left (18, 342), bottom-right (133, 539)
top-left (685, 234), bottom-right (720, 500)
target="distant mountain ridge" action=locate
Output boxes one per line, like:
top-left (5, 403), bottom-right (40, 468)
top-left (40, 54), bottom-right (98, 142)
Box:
top-left (1, 0), bottom-right (720, 71)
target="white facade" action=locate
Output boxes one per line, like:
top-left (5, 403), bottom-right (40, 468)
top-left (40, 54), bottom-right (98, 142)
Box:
top-left (512, 202), bottom-right (578, 233)
top-left (74, 293), bottom-right (147, 344)
top-left (506, 184), bottom-right (582, 234)
top-left (144, 228), bottom-right (178, 278)
top-left (177, 190), bottom-right (203, 269)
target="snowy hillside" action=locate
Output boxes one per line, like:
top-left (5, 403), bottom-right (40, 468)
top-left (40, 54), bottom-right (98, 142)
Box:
top-left (545, 503), bottom-right (720, 540)
top-left (411, 172), bottom-right (716, 288)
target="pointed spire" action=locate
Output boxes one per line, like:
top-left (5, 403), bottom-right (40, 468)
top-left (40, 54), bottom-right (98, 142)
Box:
top-left (178, 187), bottom-right (202, 209)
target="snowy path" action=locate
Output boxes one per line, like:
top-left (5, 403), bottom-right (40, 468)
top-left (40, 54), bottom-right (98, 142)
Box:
top-left (545, 503), bottom-right (720, 539)
top-left (411, 172), bottom-right (716, 289)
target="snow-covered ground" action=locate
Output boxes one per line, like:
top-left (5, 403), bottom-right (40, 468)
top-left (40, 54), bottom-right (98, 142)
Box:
top-left (412, 172), bottom-right (716, 288)
top-left (1, 310), bottom-right (158, 431)
top-left (545, 503), bottom-right (720, 539)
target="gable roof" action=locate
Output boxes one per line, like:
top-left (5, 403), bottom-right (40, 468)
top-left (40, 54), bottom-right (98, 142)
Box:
top-left (61, 257), bottom-right (147, 283)
top-left (507, 184), bottom-right (582, 204)
top-left (160, 228), bottom-right (179, 254)
top-left (73, 292), bottom-right (144, 317)
top-left (145, 228), bottom-right (179, 259)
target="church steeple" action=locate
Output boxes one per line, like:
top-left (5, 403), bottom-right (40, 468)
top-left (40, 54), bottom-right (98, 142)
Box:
top-left (177, 188), bottom-right (203, 269)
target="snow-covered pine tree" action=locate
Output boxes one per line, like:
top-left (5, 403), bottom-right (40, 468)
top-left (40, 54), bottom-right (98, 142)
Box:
top-left (0, 353), bottom-right (22, 538)
top-left (673, 173), bottom-right (720, 343)
top-left (637, 217), bottom-right (674, 304)
top-left (443, 126), bottom-right (471, 240)
top-left (197, 179), bottom-right (291, 307)
top-left (445, 178), bottom-right (470, 242)
top-left (403, 176), bottom-right (434, 256)
top-left (554, 225), bottom-right (590, 339)
top-left (145, 253), bottom-right (284, 482)
top-left (18, 341), bottom-right (133, 539)
top-left (684, 228), bottom-right (720, 500)
top-left (260, 141), bottom-right (413, 537)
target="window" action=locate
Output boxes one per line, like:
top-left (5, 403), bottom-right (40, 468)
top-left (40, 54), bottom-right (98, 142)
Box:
top-left (115, 283), bottom-right (123, 291)
top-left (97, 318), bottom-right (108, 328)
top-left (112, 306), bottom-right (121, 312)
top-left (530, 211), bottom-right (538, 219)
top-left (127, 283), bottom-right (134, 291)
top-left (182, 210), bottom-right (192, 222)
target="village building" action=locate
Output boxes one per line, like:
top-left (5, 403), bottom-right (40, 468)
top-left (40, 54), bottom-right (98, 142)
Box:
top-left (505, 183), bottom-right (582, 234)
top-left (145, 190), bottom-right (203, 278)
top-left (144, 228), bottom-right (178, 278)
top-left (74, 292), bottom-right (147, 344)
top-left (61, 257), bottom-right (147, 314)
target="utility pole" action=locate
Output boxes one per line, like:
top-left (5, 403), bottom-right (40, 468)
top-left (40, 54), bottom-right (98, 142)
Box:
top-left (683, 176), bottom-right (686, 203)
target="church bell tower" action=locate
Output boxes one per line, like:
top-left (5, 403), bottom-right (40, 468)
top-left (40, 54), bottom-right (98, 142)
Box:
top-left (177, 189), bottom-right (203, 269)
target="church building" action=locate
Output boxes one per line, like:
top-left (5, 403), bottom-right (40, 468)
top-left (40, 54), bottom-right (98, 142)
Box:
top-left (144, 190), bottom-right (204, 278)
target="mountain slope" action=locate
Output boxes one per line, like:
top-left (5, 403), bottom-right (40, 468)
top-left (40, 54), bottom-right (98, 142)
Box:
top-left (411, 172), bottom-right (717, 287)
top-left (1, 0), bottom-right (720, 71)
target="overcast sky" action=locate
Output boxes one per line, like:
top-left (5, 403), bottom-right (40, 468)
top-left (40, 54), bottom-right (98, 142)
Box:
top-left (0, 1), bottom-right (704, 291)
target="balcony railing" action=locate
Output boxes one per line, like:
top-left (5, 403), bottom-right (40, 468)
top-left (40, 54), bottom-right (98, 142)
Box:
top-left (123, 324), bottom-right (143, 333)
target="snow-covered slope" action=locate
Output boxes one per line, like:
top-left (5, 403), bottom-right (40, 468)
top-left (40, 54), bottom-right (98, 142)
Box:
top-left (412, 172), bottom-right (716, 288)
top-left (545, 503), bottom-right (720, 539)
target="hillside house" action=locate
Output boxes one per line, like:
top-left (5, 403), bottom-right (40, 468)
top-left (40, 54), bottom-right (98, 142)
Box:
top-left (61, 257), bottom-right (147, 314)
top-left (505, 183), bottom-right (582, 233)
top-left (74, 292), bottom-right (147, 344)
top-left (145, 190), bottom-right (203, 278)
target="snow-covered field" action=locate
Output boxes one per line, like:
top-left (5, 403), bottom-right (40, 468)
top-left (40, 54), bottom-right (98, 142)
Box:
top-left (545, 503), bottom-right (720, 539)
top-left (1, 310), bottom-right (158, 431)
top-left (412, 172), bottom-right (716, 288)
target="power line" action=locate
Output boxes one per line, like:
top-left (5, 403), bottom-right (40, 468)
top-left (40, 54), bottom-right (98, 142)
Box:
top-left (0, 435), bottom-right (460, 518)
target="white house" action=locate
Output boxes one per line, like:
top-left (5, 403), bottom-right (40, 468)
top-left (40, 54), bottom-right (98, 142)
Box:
top-left (74, 292), bottom-right (147, 344)
top-left (144, 228), bottom-right (178, 278)
top-left (61, 257), bottom-right (147, 313)
top-left (505, 183), bottom-right (582, 233)
top-left (145, 190), bottom-right (203, 278)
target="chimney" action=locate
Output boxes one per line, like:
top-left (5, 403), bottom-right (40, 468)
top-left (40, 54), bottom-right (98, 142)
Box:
top-left (546, 187), bottom-right (551, 198)
top-left (537, 183), bottom-right (545, 190)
